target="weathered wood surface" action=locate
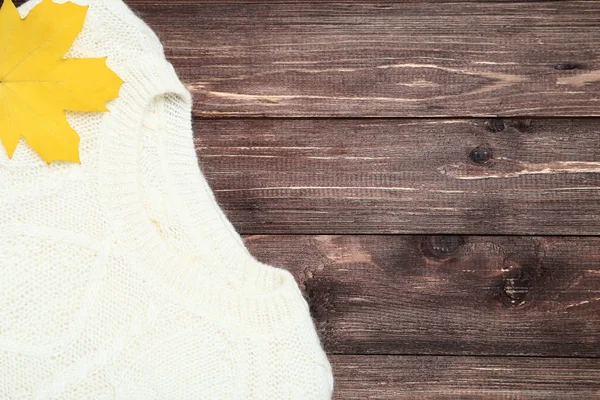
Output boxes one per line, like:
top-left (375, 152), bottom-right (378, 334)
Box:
top-left (196, 118), bottom-right (600, 235)
top-left (330, 355), bottom-right (600, 399)
top-left (127, 0), bottom-right (588, 4)
top-left (121, 1), bottom-right (600, 117)
top-left (245, 234), bottom-right (600, 357)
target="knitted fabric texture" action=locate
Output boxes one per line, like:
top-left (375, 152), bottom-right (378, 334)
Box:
top-left (0, 0), bottom-right (334, 398)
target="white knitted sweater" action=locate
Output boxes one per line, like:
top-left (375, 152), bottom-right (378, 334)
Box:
top-left (0, 0), bottom-right (334, 398)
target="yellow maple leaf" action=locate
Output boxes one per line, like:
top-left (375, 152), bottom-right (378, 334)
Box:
top-left (0, 0), bottom-right (123, 163)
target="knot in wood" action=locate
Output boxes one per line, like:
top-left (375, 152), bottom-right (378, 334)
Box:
top-left (421, 235), bottom-right (463, 260)
top-left (502, 278), bottom-right (529, 306)
top-left (499, 266), bottom-right (534, 307)
top-left (554, 63), bottom-right (580, 70)
top-left (469, 146), bottom-right (493, 164)
top-left (488, 118), bottom-right (505, 132)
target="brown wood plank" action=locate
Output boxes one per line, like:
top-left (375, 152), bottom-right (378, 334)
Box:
top-left (121, 1), bottom-right (600, 117)
top-left (126, 0), bottom-right (587, 4)
top-left (244, 234), bottom-right (600, 357)
top-left (330, 355), bottom-right (600, 399)
top-left (196, 118), bottom-right (600, 235)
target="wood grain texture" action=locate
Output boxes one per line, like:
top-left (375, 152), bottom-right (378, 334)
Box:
top-left (245, 234), bottom-right (600, 357)
top-left (126, 0), bottom-right (587, 4)
top-left (195, 118), bottom-right (600, 235)
top-left (120, 1), bottom-right (600, 117)
top-left (330, 355), bottom-right (600, 399)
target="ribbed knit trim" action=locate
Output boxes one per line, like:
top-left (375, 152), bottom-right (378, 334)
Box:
top-left (98, 53), bottom-right (310, 331)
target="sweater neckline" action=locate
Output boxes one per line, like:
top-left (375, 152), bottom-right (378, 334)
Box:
top-left (98, 53), bottom-right (310, 331)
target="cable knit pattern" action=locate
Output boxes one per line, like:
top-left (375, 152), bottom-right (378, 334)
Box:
top-left (0, 0), bottom-right (334, 398)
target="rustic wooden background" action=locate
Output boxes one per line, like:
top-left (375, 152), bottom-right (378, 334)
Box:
top-left (59, 0), bottom-right (600, 397)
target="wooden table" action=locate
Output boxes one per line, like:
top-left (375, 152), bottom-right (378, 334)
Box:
top-left (62, 0), bottom-right (600, 397)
